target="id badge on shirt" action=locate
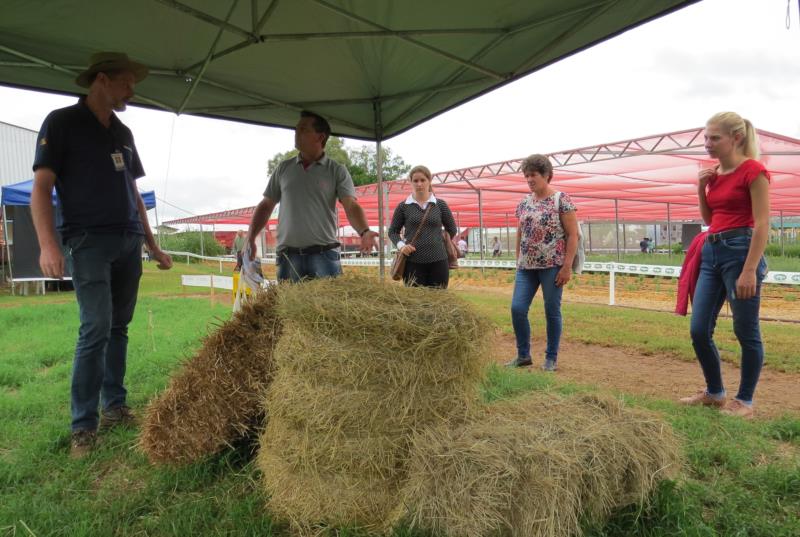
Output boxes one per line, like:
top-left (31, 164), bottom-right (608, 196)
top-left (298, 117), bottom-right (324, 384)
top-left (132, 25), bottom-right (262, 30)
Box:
top-left (111, 151), bottom-right (125, 171)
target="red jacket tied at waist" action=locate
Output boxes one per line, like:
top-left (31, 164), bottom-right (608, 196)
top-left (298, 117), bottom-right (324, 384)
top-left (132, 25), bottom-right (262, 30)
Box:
top-left (675, 231), bottom-right (708, 316)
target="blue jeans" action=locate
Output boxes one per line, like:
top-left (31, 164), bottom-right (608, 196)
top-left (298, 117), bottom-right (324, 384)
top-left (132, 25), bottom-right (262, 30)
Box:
top-left (690, 235), bottom-right (767, 403)
top-left (276, 249), bottom-right (342, 282)
top-left (65, 232), bottom-right (143, 432)
top-left (511, 266), bottom-right (563, 361)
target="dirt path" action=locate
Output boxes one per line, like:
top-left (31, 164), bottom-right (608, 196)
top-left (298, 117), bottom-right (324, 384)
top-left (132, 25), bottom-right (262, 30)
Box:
top-left (492, 334), bottom-right (800, 419)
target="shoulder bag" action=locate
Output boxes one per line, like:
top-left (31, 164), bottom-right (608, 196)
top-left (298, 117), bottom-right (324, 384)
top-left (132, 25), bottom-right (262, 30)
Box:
top-left (390, 202), bottom-right (433, 281)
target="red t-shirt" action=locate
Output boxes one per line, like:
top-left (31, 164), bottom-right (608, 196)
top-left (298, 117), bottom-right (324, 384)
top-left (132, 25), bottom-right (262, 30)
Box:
top-left (705, 159), bottom-right (770, 232)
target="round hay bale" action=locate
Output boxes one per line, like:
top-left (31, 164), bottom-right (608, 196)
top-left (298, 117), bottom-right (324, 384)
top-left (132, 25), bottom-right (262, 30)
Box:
top-left (139, 287), bottom-right (282, 464)
top-left (397, 393), bottom-right (682, 537)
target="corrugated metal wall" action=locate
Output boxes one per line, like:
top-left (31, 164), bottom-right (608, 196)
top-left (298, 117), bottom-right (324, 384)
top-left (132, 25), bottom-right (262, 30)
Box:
top-left (0, 121), bottom-right (38, 187)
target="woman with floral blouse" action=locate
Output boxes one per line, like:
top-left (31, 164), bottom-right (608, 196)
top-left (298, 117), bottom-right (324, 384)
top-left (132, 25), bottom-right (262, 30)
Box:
top-left (507, 154), bottom-right (579, 371)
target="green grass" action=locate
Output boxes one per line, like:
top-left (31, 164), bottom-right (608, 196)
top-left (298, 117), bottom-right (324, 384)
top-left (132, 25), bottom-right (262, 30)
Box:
top-left (0, 267), bottom-right (798, 536)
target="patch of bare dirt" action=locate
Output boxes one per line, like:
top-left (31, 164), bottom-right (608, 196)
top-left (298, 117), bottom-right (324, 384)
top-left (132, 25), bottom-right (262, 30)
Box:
top-left (492, 334), bottom-right (800, 419)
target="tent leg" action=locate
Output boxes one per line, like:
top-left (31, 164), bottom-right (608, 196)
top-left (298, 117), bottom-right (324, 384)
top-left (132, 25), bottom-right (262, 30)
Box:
top-left (622, 222), bottom-right (626, 256)
top-left (587, 221), bottom-right (593, 254)
top-left (667, 203), bottom-right (672, 258)
top-left (614, 199), bottom-right (620, 261)
top-left (780, 210), bottom-right (785, 256)
top-left (477, 189), bottom-right (484, 272)
top-left (2, 206), bottom-right (12, 286)
top-left (374, 101), bottom-right (386, 279)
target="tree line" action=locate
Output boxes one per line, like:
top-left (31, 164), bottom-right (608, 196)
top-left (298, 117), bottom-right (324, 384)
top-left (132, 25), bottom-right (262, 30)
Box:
top-left (266, 137), bottom-right (410, 186)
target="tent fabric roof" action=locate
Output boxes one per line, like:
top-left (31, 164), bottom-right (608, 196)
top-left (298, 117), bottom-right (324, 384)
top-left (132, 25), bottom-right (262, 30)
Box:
top-left (0, 0), bottom-right (696, 140)
top-left (164, 127), bottom-right (800, 228)
top-left (1, 179), bottom-right (156, 209)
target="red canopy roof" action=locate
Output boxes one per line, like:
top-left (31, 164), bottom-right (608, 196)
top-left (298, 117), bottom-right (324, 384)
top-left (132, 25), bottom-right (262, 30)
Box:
top-left (165, 127), bottom-right (800, 228)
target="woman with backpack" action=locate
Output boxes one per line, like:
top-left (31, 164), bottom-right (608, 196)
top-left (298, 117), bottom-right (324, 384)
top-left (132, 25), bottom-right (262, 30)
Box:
top-left (506, 154), bottom-right (579, 371)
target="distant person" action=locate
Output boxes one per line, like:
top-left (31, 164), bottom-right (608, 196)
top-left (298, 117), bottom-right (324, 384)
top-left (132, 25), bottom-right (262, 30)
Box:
top-left (640, 237), bottom-right (649, 253)
top-left (492, 236), bottom-right (502, 257)
top-left (507, 154), bottom-right (578, 372)
top-left (679, 112), bottom-right (770, 419)
top-left (232, 229), bottom-right (246, 271)
top-left (245, 111), bottom-right (377, 282)
top-left (647, 238), bottom-right (655, 253)
top-left (30, 52), bottom-right (173, 458)
top-left (457, 237), bottom-right (468, 257)
top-left (389, 165), bottom-right (458, 288)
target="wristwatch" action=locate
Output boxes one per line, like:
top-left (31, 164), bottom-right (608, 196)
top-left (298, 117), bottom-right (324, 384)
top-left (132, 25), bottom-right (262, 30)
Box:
top-left (358, 228), bottom-right (369, 237)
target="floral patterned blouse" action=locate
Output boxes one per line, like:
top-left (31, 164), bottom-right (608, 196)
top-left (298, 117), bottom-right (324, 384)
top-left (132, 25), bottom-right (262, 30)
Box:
top-left (515, 192), bottom-right (577, 269)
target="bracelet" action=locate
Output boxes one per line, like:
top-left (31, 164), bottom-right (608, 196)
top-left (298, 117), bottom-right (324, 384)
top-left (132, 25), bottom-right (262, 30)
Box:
top-left (358, 228), bottom-right (369, 237)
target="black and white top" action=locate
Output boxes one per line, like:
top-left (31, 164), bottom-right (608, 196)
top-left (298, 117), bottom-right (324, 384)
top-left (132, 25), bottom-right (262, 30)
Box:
top-left (389, 194), bottom-right (458, 264)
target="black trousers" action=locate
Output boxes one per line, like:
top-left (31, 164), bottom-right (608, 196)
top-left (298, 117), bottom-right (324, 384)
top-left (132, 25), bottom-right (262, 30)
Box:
top-left (403, 258), bottom-right (450, 288)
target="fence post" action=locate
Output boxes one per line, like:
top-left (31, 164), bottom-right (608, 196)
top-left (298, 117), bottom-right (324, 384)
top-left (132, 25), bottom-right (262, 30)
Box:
top-left (609, 265), bottom-right (616, 306)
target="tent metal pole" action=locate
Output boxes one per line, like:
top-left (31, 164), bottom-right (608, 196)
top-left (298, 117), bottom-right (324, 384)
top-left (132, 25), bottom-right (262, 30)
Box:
top-left (2, 205), bottom-right (12, 286)
top-left (154, 203), bottom-right (162, 249)
top-left (667, 203), bottom-right (672, 258)
top-left (614, 199), bottom-right (620, 261)
top-left (780, 210), bottom-right (785, 257)
top-left (622, 221), bottom-right (626, 256)
top-left (374, 101), bottom-right (386, 279)
top-left (587, 220), bottom-right (593, 254)
top-left (477, 190), bottom-right (485, 271)
top-left (199, 223), bottom-right (205, 257)
top-left (505, 212), bottom-right (510, 254)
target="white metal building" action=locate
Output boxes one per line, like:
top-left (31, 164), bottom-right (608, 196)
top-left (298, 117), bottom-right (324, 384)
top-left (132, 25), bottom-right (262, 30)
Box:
top-left (0, 120), bottom-right (37, 187)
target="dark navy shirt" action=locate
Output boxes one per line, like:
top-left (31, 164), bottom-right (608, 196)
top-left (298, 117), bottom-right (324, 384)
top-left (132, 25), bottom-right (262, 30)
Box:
top-left (32, 98), bottom-right (145, 239)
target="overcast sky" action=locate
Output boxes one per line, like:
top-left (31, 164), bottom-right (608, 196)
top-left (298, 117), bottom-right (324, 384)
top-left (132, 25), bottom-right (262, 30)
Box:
top-left (0, 0), bottom-right (798, 225)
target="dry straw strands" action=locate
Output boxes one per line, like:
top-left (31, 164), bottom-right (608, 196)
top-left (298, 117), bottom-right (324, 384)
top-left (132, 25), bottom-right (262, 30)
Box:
top-left (139, 286), bottom-right (281, 464)
top-left (258, 274), bottom-right (491, 532)
top-left (397, 392), bottom-right (682, 537)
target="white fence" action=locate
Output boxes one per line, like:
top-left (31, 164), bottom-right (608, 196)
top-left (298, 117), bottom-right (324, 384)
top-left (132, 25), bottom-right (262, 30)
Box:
top-left (166, 251), bottom-right (800, 308)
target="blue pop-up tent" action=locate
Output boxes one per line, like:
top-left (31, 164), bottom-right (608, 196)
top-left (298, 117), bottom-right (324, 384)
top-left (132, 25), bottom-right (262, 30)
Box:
top-left (1, 179), bottom-right (156, 208)
top-left (1, 179), bottom-right (157, 281)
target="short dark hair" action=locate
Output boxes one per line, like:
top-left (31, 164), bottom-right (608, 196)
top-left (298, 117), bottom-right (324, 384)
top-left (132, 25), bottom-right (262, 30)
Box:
top-left (301, 110), bottom-right (331, 147)
top-left (520, 154), bottom-right (554, 182)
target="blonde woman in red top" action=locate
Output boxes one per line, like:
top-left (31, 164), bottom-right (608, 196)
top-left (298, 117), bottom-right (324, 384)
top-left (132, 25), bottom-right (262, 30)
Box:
top-left (679, 112), bottom-right (770, 419)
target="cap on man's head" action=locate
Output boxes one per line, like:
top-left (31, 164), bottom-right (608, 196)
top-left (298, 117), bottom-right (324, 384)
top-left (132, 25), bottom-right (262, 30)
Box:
top-left (75, 52), bottom-right (149, 88)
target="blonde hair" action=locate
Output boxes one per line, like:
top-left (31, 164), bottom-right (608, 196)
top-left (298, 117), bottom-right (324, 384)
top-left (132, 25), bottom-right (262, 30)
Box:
top-left (408, 165), bottom-right (433, 192)
top-left (707, 111), bottom-right (760, 160)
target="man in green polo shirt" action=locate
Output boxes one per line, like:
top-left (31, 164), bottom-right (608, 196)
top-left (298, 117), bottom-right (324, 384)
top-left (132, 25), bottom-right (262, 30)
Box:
top-left (246, 111), bottom-right (377, 282)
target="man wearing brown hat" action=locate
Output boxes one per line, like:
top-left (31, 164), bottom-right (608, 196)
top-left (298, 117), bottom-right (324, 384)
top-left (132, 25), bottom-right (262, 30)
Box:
top-left (31, 52), bottom-right (172, 458)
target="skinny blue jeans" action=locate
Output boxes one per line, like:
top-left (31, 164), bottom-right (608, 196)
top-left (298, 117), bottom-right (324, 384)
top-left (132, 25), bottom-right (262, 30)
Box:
top-left (276, 249), bottom-right (342, 282)
top-left (511, 266), bottom-right (563, 361)
top-left (66, 232), bottom-right (143, 432)
top-left (689, 235), bottom-right (767, 403)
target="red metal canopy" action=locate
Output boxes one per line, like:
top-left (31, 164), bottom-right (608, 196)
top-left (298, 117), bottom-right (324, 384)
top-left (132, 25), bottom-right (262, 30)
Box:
top-left (165, 127), bottom-right (800, 228)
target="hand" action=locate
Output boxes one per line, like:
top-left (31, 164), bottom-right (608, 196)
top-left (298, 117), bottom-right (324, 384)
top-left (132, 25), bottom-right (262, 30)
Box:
top-left (698, 167), bottom-right (717, 190)
top-left (359, 230), bottom-right (378, 254)
top-left (151, 248), bottom-right (173, 270)
top-left (555, 265), bottom-right (572, 287)
top-left (735, 269), bottom-right (757, 300)
top-left (246, 239), bottom-right (257, 258)
top-left (400, 244), bottom-right (416, 256)
top-left (39, 243), bottom-right (64, 279)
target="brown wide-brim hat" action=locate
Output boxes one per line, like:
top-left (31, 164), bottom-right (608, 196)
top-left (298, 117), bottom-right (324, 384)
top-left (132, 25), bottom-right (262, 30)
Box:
top-left (75, 52), bottom-right (149, 88)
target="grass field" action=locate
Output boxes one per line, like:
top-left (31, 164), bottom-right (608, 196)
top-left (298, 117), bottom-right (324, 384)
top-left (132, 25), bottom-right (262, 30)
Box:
top-left (1, 262), bottom-right (798, 536)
